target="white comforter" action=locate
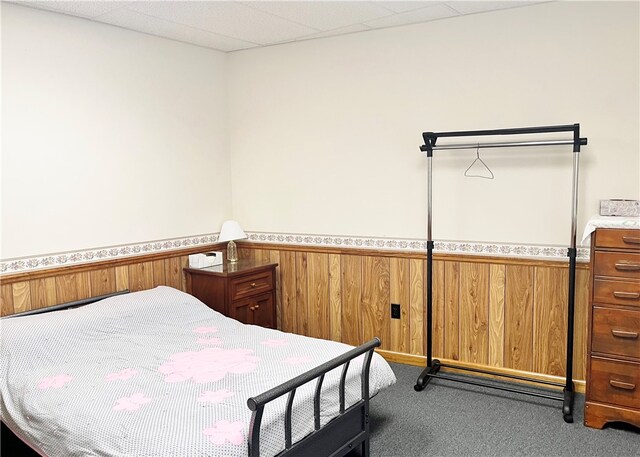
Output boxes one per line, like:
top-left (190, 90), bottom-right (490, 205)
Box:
top-left (0, 286), bottom-right (395, 457)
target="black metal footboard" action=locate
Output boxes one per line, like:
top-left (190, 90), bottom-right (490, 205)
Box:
top-left (246, 338), bottom-right (381, 457)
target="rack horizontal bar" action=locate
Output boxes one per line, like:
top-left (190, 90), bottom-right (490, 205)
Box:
top-left (437, 362), bottom-right (566, 388)
top-left (421, 138), bottom-right (587, 152)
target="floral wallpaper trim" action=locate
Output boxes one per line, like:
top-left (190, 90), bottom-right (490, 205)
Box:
top-left (245, 232), bottom-right (590, 262)
top-left (0, 234), bottom-right (219, 274)
top-left (1, 232), bottom-right (589, 275)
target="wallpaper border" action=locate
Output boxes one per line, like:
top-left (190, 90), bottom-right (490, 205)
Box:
top-left (1, 231), bottom-right (590, 274)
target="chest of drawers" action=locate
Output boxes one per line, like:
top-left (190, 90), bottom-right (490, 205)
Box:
top-left (584, 228), bottom-right (640, 429)
top-left (185, 260), bottom-right (278, 329)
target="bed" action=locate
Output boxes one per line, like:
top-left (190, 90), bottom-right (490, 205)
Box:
top-left (0, 286), bottom-right (396, 457)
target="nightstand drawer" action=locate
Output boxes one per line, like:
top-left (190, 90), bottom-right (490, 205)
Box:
top-left (592, 307), bottom-right (640, 359)
top-left (594, 279), bottom-right (640, 308)
top-left (593, 251), bottom-right (640, 279)
top-left (230, 271), bottom-right (273, 301)
top-left (596, 229), bottom-right (640, 250)
top-left (589, 357), bottom-right (640, 409)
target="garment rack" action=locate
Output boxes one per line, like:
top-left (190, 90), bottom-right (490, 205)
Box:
top-left (414, 124), bottom-right (587, 423)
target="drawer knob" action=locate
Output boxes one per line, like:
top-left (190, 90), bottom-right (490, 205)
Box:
top-left (249, 305), bottom-right (260, 311)
top-left (613, 291), bottom-right (640, 299)
top-left (622, 236), bottom-right (640, 245)
top-left (611, 329), bottom-right (639, 339)
top-left (614, 262), bottom-right (640, 271)
top-left (609, 379), bottom-right (636, 391)
top-left (250, 282), bottom-right (257, 288)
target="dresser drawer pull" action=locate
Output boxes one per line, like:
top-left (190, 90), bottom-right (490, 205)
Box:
top-left (622, 236), bottom-right (640, 245)
top-left (609, 380), bottom-right (636, 391)
top-left (250, 305), bottom-right (260, 311)
top-left (611, 329), bottom-right (639, 339)
top-left (250, 282), bottom-right (257, 288)
top-left (614, 262), bottom-right (640, 271)
top-left (613, 291), bottom-right (640, 299)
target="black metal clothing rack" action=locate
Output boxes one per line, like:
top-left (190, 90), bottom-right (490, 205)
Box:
top-left (414, 124), bottom-right (587, 423)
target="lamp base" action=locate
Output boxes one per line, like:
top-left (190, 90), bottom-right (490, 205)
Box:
top-left (226, 240), bottom-right (238, 263)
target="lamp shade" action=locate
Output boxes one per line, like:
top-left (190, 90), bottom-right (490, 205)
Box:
top-left (218, 220), bottom-right (247, 243)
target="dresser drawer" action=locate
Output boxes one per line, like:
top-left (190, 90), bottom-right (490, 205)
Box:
top-left (596, 229), bottom-right (640, 250)
top-left (594, 279), bottom-right (640, 307)
top-left (593, 251), bottom-right (640, 279)
top-left (230, 270), bottom-right (273, 301)
top-left (589, 357), bottom-right (640, 409)
top-left (592, 307), bottom-right (640, 359)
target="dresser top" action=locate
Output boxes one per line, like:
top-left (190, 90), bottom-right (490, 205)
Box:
top-left (184, 259), bottom-right (277, 277)
top-left (582, 215), bottom-right (639, 244)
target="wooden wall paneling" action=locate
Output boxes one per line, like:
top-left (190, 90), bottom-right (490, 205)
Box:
top-left (328, 253), bottom-right (342, 342)
top-left (341, 255), bottom-right (363, 346)
top-left (1, 283), bottom-right (15, 316)
top-left (115, 265), bottom-right (129, 291)
top-left (239, 247), bottom-right (256, 262)
top-left (295, 252), bottom-right (309, 336)
top-left (11, 282), bottom-right (31, 313)
top-left (444, 261), bottom-right (460, 360)
top-left (164, 257), bottom-right (184, 290)
top-left (127, 262), bottom-right (154, 292)
top-left (306, 253), bottom-right (330, 339)
top-left (432, 260), bottom-right (445, 358)
top-left (269, 250), bottom-right (283, 330)
top-left (459, 262), bottom-right (490, 365)
top-left (55, 274), bottom-right (80, 303)
top-left (29, 277), bottom-right (57, 310)
top-left (504, 265), bottom-right (534, 371)
top-left (89, 268), bottom-right (116, 296)
top-left (573, 268), bottom-right (590, 380)
top-left (488, 264), bottom-right (506, 367)
top-left (151, 260), bottom-right (166, 288)
top-left (362, 256), bottom-right (390, 350)
top-left (390, 257), bottom-right (410, 354)
top-left (279, 251), bottom-right (297, 333)
top-left (533, 266), bottom-right (568, 376)
top-left (409, 259), bottom-right (425, 356)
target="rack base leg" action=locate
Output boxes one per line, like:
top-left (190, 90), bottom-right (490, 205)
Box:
top-left (562, 384), bottom-right (575, 423)
top-left (414, 360), bottom-right (441, 391)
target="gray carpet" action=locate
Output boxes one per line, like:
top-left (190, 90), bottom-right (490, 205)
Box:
top-left (367, 363), bottom-right (639, 457)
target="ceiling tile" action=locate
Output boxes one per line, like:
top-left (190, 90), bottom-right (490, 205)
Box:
top-left (364, 3), bottom-right (458, 28)
top-left (296, 23), bottom-right (372, 41)
top-left (241, 1), bottom-right (392, 31)
top-left (96, 8), bottom-right (257, 52)
top-left (13, 1), bottom-right (132, 18)
top-left (126, 1), bottom-right (317, 45)
top-left (373, 1), bottom-right (443, 14)
top-left (445, 1), bottom-right (538, 15)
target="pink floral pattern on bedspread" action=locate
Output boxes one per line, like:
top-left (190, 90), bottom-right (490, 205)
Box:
top-left (158, 348), bottom-right (259, 383)
top-left (203, 420), bottom-right (244, 446)
top-left (37, 374), bottom-right (72, 389)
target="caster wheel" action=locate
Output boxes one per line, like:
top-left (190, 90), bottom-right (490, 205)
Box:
top-left (563, 413), bottom-right (573, 423)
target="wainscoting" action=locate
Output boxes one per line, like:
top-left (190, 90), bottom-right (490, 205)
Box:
top-left (0, 240), bottom-right (590, 387)
top-left (238, 243), bottom-right (590, 386)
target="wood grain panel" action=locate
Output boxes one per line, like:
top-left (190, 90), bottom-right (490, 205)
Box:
top-left (489, 264), bottom-right (505, 367)
top-left (89, 268), bottom-right (116, 296)
top-left (1, 283), bottom-right (15, 316)
top-left (12, 282), bottom-right (31, 313)
top-left (432, 260), bottom-right (445, 359)
top-left (328, 253), bottom-right (342, 342)
top-left (306, 252), bottom-right (329, 339)
top-left (504, 265), bottom-right (534, 371)
top-left (341, 255), bottom-right (362, 346)
top-left (444, 261), bottom-right (460, 360)
top-left (574, 268), bottom-right (590, 380)
top-left (390, 257), bottom-right (410, 353)
top-left (55, 274), bottom-right (80, 303)
top-left (164, 257), bottom-right (184, 290)
top-left (534, 266), bottom-right (568, 376)
top-left (362, 256), bottom-right (390, 349)
top-left (29, 277), bottom-right (57, 310)
top-left (152, 260), bottom-right (166, 288)
top-left (459, 262), bottom-right (489, 364)
top-left (115, 265), bottom-right (129, 291)
top-left (128, 262), bottom-right (154, 292)
top-left (295, 252), bottom-right (309, 336)
top-left (409, 259), bottom-right (425, 356)
top-left (269, 250), bottom-right (282, 330)
top-left (279, 251), bottom-right (297, 333)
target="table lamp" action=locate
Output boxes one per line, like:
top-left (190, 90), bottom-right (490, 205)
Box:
top-left (218, 220), bottom-right (247, 263)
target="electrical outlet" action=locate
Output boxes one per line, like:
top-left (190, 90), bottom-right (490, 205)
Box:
top-left (391, 303), bottom-right (401, 319)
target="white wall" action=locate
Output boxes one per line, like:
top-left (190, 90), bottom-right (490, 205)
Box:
top-left (228, 1), bottom-right (639, 246)
top-left (1, 4), bottom-right (231, 259)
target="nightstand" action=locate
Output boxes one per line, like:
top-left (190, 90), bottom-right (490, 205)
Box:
top-left (184, 260), bottom-right (278, 329)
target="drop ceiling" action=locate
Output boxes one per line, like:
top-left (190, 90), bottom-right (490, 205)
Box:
top-left (10, 1), bottom-right (547, 52)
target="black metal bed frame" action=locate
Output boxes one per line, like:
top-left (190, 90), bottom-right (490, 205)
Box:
top-left (414, 124), bottom-right (587, 423)
top-left (1, 289), bottom-right (381, 457)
